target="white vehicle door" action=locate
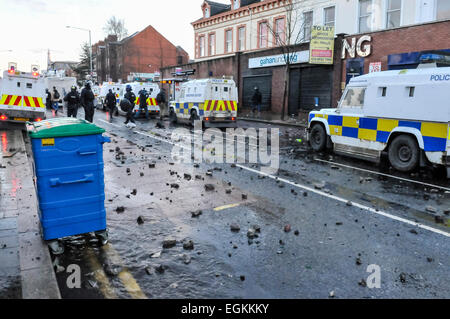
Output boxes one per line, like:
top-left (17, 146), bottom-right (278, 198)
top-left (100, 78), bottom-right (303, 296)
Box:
top-left (331, 86), bottom-right (366, 147)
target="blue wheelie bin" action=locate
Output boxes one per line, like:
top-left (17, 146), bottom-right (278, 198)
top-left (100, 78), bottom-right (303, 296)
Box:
top-left (27, 118), bottom-right (110, 243)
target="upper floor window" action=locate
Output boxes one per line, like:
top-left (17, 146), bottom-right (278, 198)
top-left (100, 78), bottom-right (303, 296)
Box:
top-left (259, 21), bottom-right (268, 48)
top-left (359, 0), bottom-right (373, 33)
top-left (199, 35), bottom-right (205, 57)
top-left (324, 6), bottom-right (335, 28)
top-left (302, 11), bottom-right (313, 42)
top-left (233, 0), bottom-right (239, 10)
top-left (209, 33), bottom-right (216, 56)
top-left (386, 0), bottom-right (401, 28)
top-left (204, 7), bottom-right (210, 18)
top-left (274, 17), bottom-right (286, 45)
top-left (437, 0), bottom-right (450, 20)
top-left (225, 29), bottom-right (233, 53)
top-left (238, 26), bottom-right (246, 51)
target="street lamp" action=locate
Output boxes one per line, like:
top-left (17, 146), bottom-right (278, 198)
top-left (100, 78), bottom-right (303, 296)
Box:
top-left (66, 25), bottom-right (93, 80)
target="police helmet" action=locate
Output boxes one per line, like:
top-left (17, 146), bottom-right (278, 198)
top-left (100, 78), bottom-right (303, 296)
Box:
top-left (126, 85), bottom-right (132, 92)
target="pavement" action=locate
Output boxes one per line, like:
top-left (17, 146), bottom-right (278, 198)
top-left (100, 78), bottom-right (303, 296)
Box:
top-left (238, 110), bottom-right (309, 128)
top-left (0, 126), bottom-right (60, 299)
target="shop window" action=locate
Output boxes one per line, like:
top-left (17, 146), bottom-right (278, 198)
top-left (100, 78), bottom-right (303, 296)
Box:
top-left (386, 0), bottom-right (401, 28)
top-left (359, 0), bottom-right (373, 33)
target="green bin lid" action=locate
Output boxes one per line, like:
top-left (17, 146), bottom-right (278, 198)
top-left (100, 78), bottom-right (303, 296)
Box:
top-left (28, 118), bottom-right (105, 139)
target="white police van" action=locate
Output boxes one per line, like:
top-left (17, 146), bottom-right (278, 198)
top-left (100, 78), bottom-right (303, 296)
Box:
top-left (308, 67), bottom-right (450, 176)
top-left (98, 82), bottom-right (123, 110)
top-left (118, 82), bottom-right (161, 118)
top-left (0, 67), bottom-right (46, 123)
top-left (168, 78), bottom-right (238, 127)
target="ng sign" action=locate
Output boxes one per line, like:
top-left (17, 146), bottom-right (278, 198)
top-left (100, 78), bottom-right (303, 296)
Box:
top-left (341, 36), bottom-right (372, 59)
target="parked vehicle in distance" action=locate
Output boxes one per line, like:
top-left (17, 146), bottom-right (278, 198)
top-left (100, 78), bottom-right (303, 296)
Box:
top-left (117, 82), bottom-right (161, 118)
top-left (308, 67), bottom-right (450, 177)
top-left (0, 67), bottom-right (46, 123)
top-left (169, 78), bottom-right (238, 127)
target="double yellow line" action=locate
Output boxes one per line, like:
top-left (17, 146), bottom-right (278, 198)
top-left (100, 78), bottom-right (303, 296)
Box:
top-left (85, 244), bottom-right (147, 299)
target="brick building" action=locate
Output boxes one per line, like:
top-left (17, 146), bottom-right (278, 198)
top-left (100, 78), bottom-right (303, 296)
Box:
top-left (162, 0), bottom-right (450, 117)
top-left (93, 25), bottom-right (189, 83)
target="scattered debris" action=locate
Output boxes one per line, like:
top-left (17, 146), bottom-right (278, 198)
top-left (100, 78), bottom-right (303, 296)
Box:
top-left (358, 279), bottom-right (367, 287)
top-left (314, 182), bottom-right (326, 190)
top-left (162, 239), bottom-right (177, 249)
top-left (182, 254), bottom-right (191, 265)
top-left (247, 228), bottom-right (257, 239)
top-left (183, 240), bottom-right (195, 250)
top-left (191, 210), bottom-right (202, 218)
top-left (409, 229), bottom-right (418, 235)
top-left (355, 258), bottom-right (362, 266)
top-left (242, 194), bottom-right (248, 200)
top-left (204, 184), bottom-right (215, 191)
top-left (329, 291), bottom-right (335, 298)
top-left (131, 189), bottom-right (137, 196)
top-left (294, 230), bottom-right (299, 236)
top-left (116, 206), bottom-right (125, 214)
top-left (137, 216), bottom-right (145, 225)
top-left (399, 273), bottom-right (407, 283)
top-left (426, 206), bottom-right (437, 214)
top-left (284, 225), bottom-right (291, 233)
top-left (184, 174), bottom-right (192, 181)
top-left (230, 224), bottom-right (240, 232)
top-left (170, 183), bottom-right (180, 189)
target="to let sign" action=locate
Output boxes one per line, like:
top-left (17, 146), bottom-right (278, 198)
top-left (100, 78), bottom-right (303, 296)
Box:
top-left (309, 25), bottom-right (335, 65)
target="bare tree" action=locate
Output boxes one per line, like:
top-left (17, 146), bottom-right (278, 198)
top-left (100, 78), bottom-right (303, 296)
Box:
top-left (103, 16), bottom-right (128, 41)
top-left (266, 0), bottom-right (308, 120)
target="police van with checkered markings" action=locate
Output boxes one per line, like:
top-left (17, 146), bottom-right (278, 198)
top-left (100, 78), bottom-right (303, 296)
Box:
top-left (169, 78), bottom-right (238, 127)
top-left (308, 67), bottom-right (450, 176)
top-left (0, 66), bottom-right (46, 123)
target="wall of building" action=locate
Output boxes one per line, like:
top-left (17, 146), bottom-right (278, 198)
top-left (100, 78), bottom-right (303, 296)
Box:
top-left (119, 25), bottom-right (190, 81)
top-left (193, 0), bottom-right (336, 61)
top-left (337, 19), bottom-right (450, 100)
top-left (162, 36), bottom-right (343, 114)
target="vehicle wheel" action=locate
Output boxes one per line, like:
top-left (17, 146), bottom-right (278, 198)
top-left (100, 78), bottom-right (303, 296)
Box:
top-left (190, 110), bottom-right (199, 126)
top-left (388, 135), bottom-right (419, 172)
top-left (169, 109), bottom-right (177, 124)
top-left (310, 124), bottom-right (327, 151)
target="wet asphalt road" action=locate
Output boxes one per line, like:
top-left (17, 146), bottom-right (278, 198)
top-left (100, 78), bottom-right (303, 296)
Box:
top-left (44, 108), bottom-right (449, 299)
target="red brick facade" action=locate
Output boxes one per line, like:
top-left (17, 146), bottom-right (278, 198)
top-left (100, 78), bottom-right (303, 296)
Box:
top-left (94, 25), bottom-right (190, 83)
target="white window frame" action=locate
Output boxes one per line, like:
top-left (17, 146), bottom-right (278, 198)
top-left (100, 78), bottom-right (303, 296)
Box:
top-left (358, 0), bottom-right (373, 33)
top-left (435, 0), bottom-right (450, 21)
top-left (385, 0), bottom-right (403, 29)
top-left (199, 35), bottom-right (205, 57)
top-left (323, 6), bottom-right (336, 28)
top-left (238, 26), bottom-right (246, 51)
top-left (302, 10), bottom-right (313, 42)
top-left (225, 29), bottom-right (233, 53)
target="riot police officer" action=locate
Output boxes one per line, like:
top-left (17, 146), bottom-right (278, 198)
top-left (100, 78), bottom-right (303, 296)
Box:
top-left (80, 81), bottom-right (95, 123)
top-left (123, 85), bottom-right (136, 125)
top-left (63, 86), bottom-right (80, 118)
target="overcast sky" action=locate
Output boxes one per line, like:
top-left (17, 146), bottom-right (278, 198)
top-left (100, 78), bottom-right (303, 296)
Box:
top-left (0, 0), bottom-right (229, 74)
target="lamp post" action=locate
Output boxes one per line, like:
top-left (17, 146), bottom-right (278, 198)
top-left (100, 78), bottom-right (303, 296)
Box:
top-left (66, 26), bottom-right (93, 80)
